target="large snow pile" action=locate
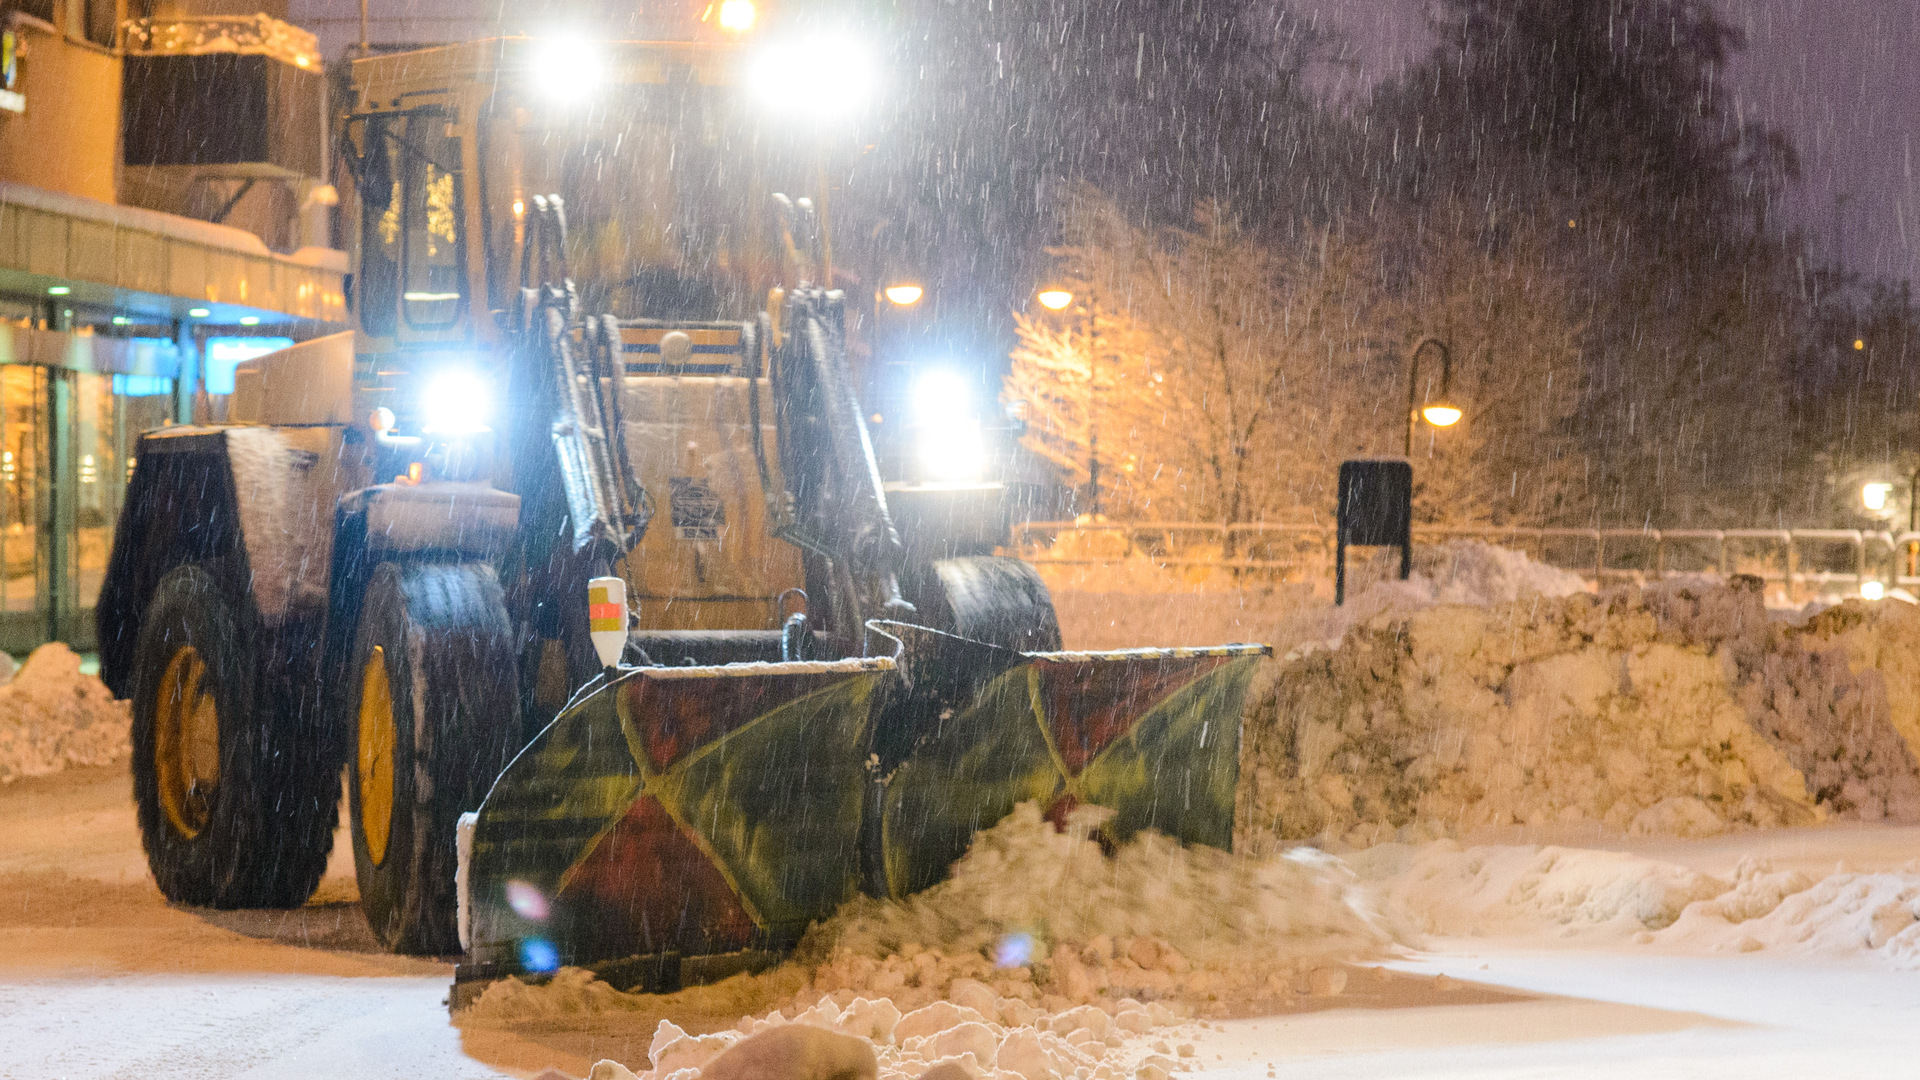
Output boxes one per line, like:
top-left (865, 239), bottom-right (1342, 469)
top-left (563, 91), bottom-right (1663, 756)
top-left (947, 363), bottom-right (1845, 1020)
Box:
top-left (1382, 540), bottom-right (1591, 609)
top-left (1281, 540), bottom-right (1591, 653)
top-left (1789, 599), bottom-right (1920, 778)
top-left (805, 802), bottom-right (1388, 1011)
top-left (1351, 840), bottom-right (1920, 968)
top-left (1239, 575), bottom-right (1920, 848)
top-left (468, 803), bottom-right (1391, 1080)
top-left (0, 644), bottom-right (132, 783)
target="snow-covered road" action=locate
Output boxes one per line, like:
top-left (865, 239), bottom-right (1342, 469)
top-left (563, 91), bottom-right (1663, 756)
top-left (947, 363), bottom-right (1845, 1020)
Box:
top-left (8, 950), bottom-right (1914, 1079)
top-left (4, 766), bottom-right (1915, 1080)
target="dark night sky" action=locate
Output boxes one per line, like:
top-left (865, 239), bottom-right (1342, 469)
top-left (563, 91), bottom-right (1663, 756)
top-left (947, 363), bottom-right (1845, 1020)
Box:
top-left (1305, 0), bottom-right (1920, 285)
top-left (293, 0), bottom-right (1920, 285)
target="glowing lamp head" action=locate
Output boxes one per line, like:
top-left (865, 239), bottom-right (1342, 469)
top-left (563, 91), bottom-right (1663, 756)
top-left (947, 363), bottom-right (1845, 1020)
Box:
top-left (1036, 289), bottom-right (1073, 311)
top-left (718, 0), bottom-right (756, 32)
top-left (422, 370), bottom-right (492, 435)
top-left (1863, 482), bottom-right (1894, 513)
top-left (884, 284), bottom-right (924, 306)
top-left (1420, 402), bottom-right (1463, 428)
top-left (1862, 580), bottom-right (1887, 601)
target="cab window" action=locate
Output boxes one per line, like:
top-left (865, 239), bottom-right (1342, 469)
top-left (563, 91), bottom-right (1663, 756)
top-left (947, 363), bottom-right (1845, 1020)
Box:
top-left (401, 109), bottom-right (466, 328)
top-left (356, 108), bottom-right (466, 336)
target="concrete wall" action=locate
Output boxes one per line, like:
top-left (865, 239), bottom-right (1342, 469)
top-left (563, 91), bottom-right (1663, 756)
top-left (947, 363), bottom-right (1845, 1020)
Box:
top-left (0, 11), bottom-right (122, 204)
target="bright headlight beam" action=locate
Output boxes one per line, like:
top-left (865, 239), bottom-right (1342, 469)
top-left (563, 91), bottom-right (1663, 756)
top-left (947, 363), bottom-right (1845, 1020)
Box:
top-left (718, 0), bottom-right (756, 32)
top-left (914, 370), bottom-right (970, 419)
top-left (918, 419), bottom-right (986, 482)
top-left (529, 35), bottom-right (606, 103)
top-left (423, 370), bottom-right (492, 434)
top-left (750, 36), bottom-right (876, 116)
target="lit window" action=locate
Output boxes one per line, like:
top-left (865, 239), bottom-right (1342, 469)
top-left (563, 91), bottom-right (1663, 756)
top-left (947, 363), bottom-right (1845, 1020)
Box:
top-left (203, 337), bottom-right (293, 395)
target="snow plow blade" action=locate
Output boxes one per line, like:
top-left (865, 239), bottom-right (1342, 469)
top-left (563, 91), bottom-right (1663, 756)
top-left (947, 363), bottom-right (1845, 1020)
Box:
top-left (452, 632), bottom-right (1269, 1006)
top-left (874, 627), bottom-right (1270, 899)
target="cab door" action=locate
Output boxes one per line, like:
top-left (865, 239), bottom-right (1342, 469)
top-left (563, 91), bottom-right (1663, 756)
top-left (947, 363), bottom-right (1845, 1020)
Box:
top-left (349, 101), bottom-right (482, 351)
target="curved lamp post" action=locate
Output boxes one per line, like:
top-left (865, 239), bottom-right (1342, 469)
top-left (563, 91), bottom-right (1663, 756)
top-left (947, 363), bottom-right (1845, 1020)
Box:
top-left (1035, 287), bottom-right (1102, 513)
top-left (1405, 336), bottom-right (1462, 455)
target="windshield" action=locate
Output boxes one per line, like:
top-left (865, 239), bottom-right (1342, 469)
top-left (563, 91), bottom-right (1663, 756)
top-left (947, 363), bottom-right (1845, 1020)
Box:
top-left (482, 82), bottom-right (788, 322)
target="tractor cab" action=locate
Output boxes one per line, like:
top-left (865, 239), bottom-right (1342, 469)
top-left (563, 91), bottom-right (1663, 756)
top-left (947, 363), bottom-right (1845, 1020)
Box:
top-left (340, 38), bottom-right (847, 675)
top-left (343, 37), bottom-right (806, 355)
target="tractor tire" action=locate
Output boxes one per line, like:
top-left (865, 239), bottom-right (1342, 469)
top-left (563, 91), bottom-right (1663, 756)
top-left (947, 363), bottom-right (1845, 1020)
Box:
top-left (130, 564), bottom-right (337, 908)
top-left (345, 561), bottom-right (521, 954)
top-left (905, 555), bottom-right (1062, 652)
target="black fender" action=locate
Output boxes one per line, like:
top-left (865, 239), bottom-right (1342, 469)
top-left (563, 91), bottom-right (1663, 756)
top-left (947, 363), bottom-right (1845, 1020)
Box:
top-left (98, 426), bottom-right (335, 701)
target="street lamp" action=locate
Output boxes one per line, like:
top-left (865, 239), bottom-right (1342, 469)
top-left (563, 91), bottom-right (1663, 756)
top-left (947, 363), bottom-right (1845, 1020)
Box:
top-left (883, 284), bottom-right (923, 306)
top-left (1861, 477), bottom-right (1920, 579)
top-left (1034, 287), bottom-right (1100, 513)
top-left (1404, 337), bottom-right (1462, 455)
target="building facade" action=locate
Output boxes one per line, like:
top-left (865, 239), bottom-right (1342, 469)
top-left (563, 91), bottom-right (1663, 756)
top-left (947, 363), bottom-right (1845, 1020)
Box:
top-left (0, 0), bottom-right (343, 651)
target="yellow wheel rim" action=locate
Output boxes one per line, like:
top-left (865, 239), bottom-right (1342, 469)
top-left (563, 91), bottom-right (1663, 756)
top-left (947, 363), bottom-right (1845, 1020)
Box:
top-left (358, 645), bottom-right (397, 867)
top-left (153, 646), bottom-right (219, 839)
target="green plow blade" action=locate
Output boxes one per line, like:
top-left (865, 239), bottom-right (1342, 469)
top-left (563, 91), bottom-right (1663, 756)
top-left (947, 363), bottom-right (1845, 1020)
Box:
top-left (455, 630), bottom-right (1269, 998)
top-left (462, 658), bottom-right (895, 989)
top-left (876, 629), bottom-right (1267, 898)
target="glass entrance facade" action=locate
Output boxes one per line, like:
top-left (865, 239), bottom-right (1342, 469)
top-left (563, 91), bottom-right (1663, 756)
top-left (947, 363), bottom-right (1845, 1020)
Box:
top-left (0, 360), bottom-right (175, 653)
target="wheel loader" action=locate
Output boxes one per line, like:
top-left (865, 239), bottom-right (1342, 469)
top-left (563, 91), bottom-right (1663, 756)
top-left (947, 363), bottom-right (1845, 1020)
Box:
top-left (96, 33), bottom-right (1269, 1004)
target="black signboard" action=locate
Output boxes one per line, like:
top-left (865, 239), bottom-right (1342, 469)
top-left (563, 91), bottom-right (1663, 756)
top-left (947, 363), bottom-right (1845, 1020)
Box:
top-left (1336, 459), bottom-right (1412, 604)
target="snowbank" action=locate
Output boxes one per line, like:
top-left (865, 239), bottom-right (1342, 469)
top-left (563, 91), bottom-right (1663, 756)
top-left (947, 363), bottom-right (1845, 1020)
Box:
top-left (1240, 574), bottom-right (1920, 848)
top-left (805, 802), bottom-right (1388, 1011)
top-left (1350, 840), bottom-right (1920, 968)
top-left (0, 644), bottom-right (131, 783)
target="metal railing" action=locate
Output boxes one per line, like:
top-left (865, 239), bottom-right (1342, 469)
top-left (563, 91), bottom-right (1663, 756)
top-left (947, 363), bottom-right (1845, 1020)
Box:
top-left (1007, 520), bottom-right (1920, 600)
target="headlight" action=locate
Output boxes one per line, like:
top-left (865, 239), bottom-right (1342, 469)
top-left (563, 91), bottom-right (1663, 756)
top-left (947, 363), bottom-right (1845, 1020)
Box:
top-left (718, 0), bottom-right (756, 32)
top-left (917, 418), bottom-right (986, 482)
top-left (914, 369), bottom-right (969, 417)
top-left (423, 371), bottom-right (492, 435)
top-left (911, 370), bottom-right (983, 480)
top-left (750, 36), bottom-right (876, 116)
top-left (529, 35), bottom-right (606, 103)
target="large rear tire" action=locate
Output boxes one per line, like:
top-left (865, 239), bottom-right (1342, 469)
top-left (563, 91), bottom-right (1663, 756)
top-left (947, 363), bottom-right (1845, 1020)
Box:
top-left (130, 564), bottom-right (337, 908)
top-left (902, 555), bottom-right (1062, 652)
top-left (345, 561), bottom-right (521, 954)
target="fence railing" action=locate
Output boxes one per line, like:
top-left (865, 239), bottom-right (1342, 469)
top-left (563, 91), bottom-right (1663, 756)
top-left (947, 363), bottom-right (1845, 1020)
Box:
top-left (1007, 520), bottom-right (1920, 600)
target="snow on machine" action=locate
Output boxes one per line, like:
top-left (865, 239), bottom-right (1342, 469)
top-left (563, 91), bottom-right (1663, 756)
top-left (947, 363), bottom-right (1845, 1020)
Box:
top-left (95, 30), bottom-right (1269, 1005)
